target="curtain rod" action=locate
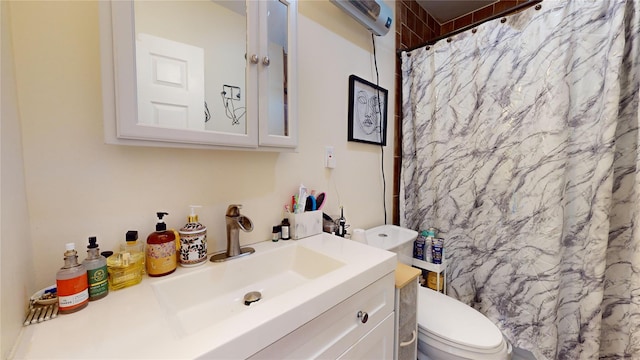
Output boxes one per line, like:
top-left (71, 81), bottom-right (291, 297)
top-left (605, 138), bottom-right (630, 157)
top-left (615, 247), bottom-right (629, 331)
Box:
top-left (398, 0), bottom-right (543, 54)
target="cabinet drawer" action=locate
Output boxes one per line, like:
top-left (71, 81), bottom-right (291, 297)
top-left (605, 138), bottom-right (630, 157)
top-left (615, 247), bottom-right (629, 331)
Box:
top-left (338, 312), bottom-right (395, 359)
top-left (249, 272), bottom-right (395, 359)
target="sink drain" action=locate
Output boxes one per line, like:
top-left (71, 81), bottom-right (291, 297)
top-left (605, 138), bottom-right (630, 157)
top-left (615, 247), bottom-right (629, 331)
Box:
top-left (244, 291), bottom-right (262, 306)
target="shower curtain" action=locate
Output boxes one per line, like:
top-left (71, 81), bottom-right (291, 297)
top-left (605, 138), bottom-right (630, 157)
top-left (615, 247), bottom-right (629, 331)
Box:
top-left (400, 1), bottom-right (639, 359)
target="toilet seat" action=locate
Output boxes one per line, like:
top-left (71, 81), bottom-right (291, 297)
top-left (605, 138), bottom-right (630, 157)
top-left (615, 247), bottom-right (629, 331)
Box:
top-left (417, 286), bottom-right (508, 358)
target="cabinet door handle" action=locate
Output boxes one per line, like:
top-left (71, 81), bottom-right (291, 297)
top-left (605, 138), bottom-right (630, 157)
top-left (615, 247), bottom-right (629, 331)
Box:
top-left (262, 56), bottom-right (270, 66)
top-left (250, 54), bottom-right (259, 64)
top-left (400, 330), bottom-right (417, 347)
top-left (357, 311), bottom-right (368, 324)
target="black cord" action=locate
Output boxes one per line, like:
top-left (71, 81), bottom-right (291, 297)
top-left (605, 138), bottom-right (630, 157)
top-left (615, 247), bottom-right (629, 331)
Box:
top-left (372, 33), bottom-right (387, 225)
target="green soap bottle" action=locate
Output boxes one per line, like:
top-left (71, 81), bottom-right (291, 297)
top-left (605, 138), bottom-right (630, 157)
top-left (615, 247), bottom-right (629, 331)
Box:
top-left (83, 236), bottom-right (109, 301)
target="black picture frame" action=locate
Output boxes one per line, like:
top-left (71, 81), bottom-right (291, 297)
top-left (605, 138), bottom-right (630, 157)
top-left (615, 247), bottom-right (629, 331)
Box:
top-left (347, 74), bottom-right (388, 146)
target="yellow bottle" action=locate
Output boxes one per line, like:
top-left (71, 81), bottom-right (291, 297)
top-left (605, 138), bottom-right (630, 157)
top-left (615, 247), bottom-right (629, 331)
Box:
top-left (106, 231), bottom-right (144, 290)
top-left (122, 230), bottom-right (145, 274)
top-left (426, 271), bottom-right (444, 292)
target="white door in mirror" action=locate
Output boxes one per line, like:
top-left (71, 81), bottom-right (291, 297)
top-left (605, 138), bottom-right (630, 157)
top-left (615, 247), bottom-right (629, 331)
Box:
top-left (136, 33), bottom-right (205, 131)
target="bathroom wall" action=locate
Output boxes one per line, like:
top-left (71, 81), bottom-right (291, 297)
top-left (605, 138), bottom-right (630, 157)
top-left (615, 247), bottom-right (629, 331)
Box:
top-left (1, 1), bottom-right (35, 357)
top-left (2, 0), bottom-right (395, 354)
top-left (396, 0), bottom-right (531, 48)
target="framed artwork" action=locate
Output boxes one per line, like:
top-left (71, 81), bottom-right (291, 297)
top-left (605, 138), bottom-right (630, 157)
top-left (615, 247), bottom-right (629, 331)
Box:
top-left (347, 74), bottom-right (388, 146)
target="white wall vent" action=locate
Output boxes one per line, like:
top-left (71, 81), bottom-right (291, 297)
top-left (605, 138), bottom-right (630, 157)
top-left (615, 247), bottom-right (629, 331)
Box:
top-left (331, 0), bottom-right (393, 36)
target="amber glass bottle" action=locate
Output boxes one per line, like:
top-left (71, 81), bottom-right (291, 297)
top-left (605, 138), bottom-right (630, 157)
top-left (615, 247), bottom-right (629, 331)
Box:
top-left (146, 212), bottom-right (177, 277)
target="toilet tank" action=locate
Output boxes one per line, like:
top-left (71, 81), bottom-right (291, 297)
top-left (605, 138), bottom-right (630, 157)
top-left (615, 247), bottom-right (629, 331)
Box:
top-left (365, 225), bottom-right (417, 265)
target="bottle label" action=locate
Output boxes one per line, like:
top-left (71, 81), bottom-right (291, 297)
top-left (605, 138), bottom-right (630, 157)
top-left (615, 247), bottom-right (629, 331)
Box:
top-left (281, 226), bottom-right (290, 239)
top-left (432, 243), bottom-right (443, 264)
top-left (146, 242), bottom-right (177, 275)
top-left (57, 274), bottom-right (89, 311)
top-left (178, 231), bottom-right (207, 265)
top-left (413, 239), bottom-right (425, 260)
top-left (113, 271), bottom-right (136, 284)
top-left (87, 266), bottom-right (108, 299)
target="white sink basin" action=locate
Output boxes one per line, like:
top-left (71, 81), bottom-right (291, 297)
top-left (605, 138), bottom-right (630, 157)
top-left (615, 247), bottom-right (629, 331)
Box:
top-left (152, 243), bottom-right (345, 336)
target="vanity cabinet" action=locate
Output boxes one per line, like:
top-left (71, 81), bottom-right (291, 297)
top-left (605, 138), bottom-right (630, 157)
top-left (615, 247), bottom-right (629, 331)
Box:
top-left (99, 0), bottom-right (297, 150)
top-left (248, 272), bottom-right (395, 359)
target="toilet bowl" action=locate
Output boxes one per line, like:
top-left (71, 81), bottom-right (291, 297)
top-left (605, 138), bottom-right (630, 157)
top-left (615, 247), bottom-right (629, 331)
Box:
top-left (364, 225), bottom-right (511, 360)
top-left (416, 286), bottom-right (510, 360)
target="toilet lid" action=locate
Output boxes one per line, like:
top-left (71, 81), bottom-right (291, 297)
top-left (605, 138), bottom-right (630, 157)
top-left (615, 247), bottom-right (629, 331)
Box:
top-left (417, 287), bottom-right (504, 350)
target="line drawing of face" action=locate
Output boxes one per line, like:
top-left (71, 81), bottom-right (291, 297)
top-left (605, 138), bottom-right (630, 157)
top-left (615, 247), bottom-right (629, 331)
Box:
top-left (355, 89), bottom-right (381, 136)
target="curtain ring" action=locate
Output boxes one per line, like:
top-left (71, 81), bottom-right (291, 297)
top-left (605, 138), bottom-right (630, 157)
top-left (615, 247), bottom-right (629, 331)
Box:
top-left (425, 46), bottom-right (431, 50)
top-left (535, 4), bottom-right (542, 10)
top-left (446, 38), bottom-right (452, 43)
top-left (500, 18), bottom-right (507, 23)
top-left (471, 28), bottom-right (477, 34)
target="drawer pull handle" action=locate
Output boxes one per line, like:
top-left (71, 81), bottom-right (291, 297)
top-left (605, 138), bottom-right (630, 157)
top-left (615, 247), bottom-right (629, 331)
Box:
top-left (400, 330), bottom-right (417, 347)
top-left (357, 311), bottom-right (368, 324)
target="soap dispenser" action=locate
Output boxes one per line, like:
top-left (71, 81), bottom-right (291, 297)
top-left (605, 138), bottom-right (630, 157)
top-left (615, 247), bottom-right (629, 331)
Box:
top-left (106, 231), bottom-right (144, 291)
top-left (56, 243), bottom-right (89, 314)
top-left (82, 236), bottom-right (108, 301)
top-left (122, 230), bottom-right (145, 273)
top-left (146, 212), bottom-right (177, 277)
top-left (178, 205), bottom-right (207, 267)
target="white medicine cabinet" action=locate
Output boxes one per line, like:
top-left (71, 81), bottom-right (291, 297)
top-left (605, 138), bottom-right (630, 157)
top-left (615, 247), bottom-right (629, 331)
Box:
top-left (99, 0), bottom-right (298, 150)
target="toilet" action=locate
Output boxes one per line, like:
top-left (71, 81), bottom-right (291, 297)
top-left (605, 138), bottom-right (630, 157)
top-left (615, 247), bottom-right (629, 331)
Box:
top-left (364, 225), bottom-right (512, 360)
top-left (416, 287), bottom-right (511, 359)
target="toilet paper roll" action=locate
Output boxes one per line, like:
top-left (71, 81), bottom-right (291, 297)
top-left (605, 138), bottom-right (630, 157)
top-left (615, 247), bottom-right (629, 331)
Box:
top-left (351, 228), bottom-right (367, 244)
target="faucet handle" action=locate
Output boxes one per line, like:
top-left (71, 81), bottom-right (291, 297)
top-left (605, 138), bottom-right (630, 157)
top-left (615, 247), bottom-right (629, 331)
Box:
top-left (226, 204), bottom-right (242, 217)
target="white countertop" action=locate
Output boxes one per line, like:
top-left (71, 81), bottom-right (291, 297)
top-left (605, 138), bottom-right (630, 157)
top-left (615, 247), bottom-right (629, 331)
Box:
top-left (11, 233), bottom-right (396, 359)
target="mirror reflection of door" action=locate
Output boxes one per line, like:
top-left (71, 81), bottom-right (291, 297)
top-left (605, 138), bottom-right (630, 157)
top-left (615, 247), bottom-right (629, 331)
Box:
top-left (136, 33), bottom-right (205, 130)
top-left (133, 1), bottom-right (248, 135)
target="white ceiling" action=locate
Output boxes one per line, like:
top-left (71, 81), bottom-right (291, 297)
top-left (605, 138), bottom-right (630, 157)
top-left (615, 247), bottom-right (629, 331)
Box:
top-left (416, 0), bottom-right (498, 24)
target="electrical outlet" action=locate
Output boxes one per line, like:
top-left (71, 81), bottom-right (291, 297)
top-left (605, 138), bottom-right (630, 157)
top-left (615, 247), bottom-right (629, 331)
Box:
top-left (325, 146), bottom-right (336, 169)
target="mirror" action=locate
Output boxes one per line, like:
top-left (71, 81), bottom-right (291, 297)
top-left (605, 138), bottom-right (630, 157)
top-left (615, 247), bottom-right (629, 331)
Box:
top-left (264, 0), bottom-right (289, 137)
top-left (134, 1), bottom-right (249, 135)
top-left (101, 0), bottom-right (296, 148)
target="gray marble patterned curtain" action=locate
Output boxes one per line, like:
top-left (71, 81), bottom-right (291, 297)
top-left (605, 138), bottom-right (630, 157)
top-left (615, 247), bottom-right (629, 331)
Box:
top-left (400, 0), bottom-right (639, 359)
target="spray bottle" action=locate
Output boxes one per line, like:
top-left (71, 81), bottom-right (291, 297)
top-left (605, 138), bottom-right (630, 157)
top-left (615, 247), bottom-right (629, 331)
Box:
top-left (83, 237), bottom-right (108, 301)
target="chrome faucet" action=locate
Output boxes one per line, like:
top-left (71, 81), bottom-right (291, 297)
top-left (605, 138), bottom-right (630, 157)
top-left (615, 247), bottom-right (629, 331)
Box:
top-left (210, 204), bottom-right (255, 262)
